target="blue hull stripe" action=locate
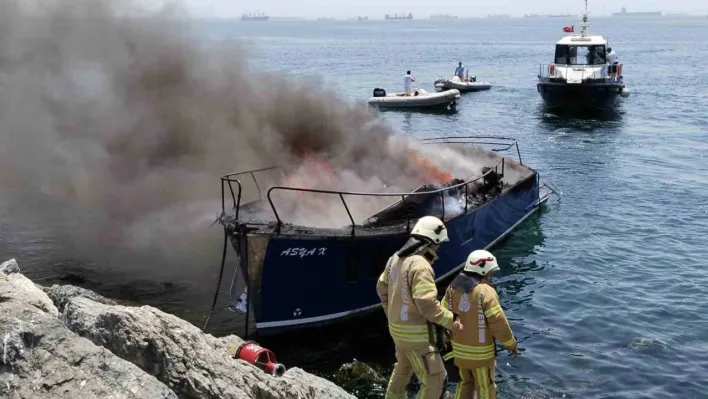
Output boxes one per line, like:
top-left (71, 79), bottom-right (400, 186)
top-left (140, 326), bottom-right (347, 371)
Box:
top-left (255, 178), bottom-right (549, 330)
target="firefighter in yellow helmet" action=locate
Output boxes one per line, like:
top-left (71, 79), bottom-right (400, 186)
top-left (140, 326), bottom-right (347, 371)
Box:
top-left (376, 216), bottom-right (464, 399)
top-left (442, 249), bottom-right (519, 399)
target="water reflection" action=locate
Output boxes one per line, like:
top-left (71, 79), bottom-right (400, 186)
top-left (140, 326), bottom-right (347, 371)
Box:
top-left (388, 108), bottom-right (462, 136)
top-left (44, 261), bottom-right (181, 303)
top-left (537, 103), bottom-right (625, 132)
top-left (493, 212), bottom-right (547, 300)
top-left (532, 103), bottom-right (624, 175)
top-left (376, 107), bottom-right (459, 117)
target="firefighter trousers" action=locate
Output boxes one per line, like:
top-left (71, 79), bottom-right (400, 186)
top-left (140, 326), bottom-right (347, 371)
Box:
top-left (454, 362), bottom-right (496, 399)
top-left (385, 345), bottom-right (447, 399)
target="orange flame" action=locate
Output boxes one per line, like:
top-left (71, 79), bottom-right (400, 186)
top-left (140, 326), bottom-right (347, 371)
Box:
top-left (410, 151), bottom-right (453, 184)
top-left (283, 153), bottom-right (335, 189)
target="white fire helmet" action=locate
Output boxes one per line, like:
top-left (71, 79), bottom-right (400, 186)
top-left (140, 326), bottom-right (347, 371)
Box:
top-left (463, 249), bottom-right (499, 276)
top-left (410, 216), bottom-right (449, 244)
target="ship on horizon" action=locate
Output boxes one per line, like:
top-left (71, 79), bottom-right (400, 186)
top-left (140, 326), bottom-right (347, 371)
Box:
top-left (430, 13), bottom-right (458, 19)
top-left (241, 13), bottom-right (269, 21)
top-left (487, 14), bottom-right (511, 19)
top-left (612, 7), bottom-right (662, 17)
top-left (385, 13), bottom-right (413, 20)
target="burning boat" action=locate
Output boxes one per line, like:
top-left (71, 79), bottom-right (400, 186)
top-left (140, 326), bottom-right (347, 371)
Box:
top-left (211, 136), bottom-right (561, 337)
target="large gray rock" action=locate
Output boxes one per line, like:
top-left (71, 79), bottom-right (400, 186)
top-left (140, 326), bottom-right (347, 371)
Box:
top-left (62, 297), bottom-right (357, 399)
top-left (286, 367), bottom-right (364, 398)
top-left (43, 284), bottom-right (117, 313)
top-left (1, 259), bottom-right (355, 399)
top-left (0, 258), bottom-right (20, 274)
top-left (0, 271), bottom-right (177, 398)
top-left (2, 272), bottom-right (59, 318)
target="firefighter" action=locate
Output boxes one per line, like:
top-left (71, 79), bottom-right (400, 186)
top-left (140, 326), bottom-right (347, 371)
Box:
top-left (442, 249), bottom-right (519, 399)
top-left (376, 215), bottom-right (464, 399)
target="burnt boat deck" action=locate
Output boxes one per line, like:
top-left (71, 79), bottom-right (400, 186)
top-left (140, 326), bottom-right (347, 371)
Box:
top-left (218, 136), bottom-right (534, 237)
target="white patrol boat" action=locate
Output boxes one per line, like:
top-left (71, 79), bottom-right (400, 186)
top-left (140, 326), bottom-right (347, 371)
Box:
top-left (537, 1), bottom-right (630, 112)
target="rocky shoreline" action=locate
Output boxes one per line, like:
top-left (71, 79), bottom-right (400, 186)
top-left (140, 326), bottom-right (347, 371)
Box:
top-left (0, 259), bottom-right (356, 398)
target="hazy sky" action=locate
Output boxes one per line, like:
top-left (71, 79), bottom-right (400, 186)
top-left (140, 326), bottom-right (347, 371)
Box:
top-left (160, 0), bottom-right (708, 18)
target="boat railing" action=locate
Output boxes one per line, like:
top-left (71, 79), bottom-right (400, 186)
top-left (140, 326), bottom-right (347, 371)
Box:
top-left (220, 165), bottom-right (286, 221)
top-left (220, 136), bottom-right (523, 235)
top-left (419, 136), bottom-right (522, 164)
top-left (539, 63), bottom-right (623, 82)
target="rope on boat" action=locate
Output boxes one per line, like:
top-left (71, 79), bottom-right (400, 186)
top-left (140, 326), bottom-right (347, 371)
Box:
top-left (202, 225), bottom-right (229, 332)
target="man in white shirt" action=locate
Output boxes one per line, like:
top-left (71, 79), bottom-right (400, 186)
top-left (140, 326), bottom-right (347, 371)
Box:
top-left (403, 70), bottom-right (416, 96)
top-left (454, 62), bottom-right (465, 80)
top-left (606, 47), bottom-right (619, 77)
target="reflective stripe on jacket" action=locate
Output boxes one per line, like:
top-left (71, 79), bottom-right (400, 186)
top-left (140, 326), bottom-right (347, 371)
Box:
top-left (376, 250), bottom-right (454, 351)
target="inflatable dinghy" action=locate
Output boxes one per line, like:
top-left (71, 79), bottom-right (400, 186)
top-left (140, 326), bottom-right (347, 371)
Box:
top-left (367, 88), bottom-right (460, 110)
top-left (434, 76), bottom-right (492, 92)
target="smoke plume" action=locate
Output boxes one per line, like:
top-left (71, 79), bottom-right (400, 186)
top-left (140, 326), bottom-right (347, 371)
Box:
top-left (0, 0), bottom-right (525, 280)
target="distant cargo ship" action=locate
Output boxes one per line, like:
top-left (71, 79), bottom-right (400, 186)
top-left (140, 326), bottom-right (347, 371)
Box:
top-left (430, 14), bottom-right (458, 19)
top-left (524, 14), bottom-right (540, 18)
top-left (241, 13), bottom-right (269, 21)
top-left (487, 14), bottom-right (511, 18)
top-left (547, 13), bottom-right (575, 18)
top-left (357, 16), bottom-right (369, 21)
top-left (612, 7), bottom-right (662, 17)
top-left (385, 13), bottom-right (413, 20)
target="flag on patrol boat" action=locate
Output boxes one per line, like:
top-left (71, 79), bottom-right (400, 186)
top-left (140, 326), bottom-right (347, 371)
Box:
top-left (563, 25), bottom-right (574, 33)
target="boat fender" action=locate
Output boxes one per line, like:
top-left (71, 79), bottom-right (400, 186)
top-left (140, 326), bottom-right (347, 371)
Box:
top-left (621, 87), bottom-right (630, 98)
top-left (231, 341), bottom-right (286, 377)
top-left (373, 88), bottom-right (386, 97)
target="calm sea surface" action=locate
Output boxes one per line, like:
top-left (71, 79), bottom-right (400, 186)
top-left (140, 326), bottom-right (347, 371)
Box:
top-left (3, 16), bottom-right (708, 398)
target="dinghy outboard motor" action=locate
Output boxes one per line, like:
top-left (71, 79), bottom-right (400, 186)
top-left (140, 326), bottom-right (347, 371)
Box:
top-left (373, 88), bottom-right (386, 97)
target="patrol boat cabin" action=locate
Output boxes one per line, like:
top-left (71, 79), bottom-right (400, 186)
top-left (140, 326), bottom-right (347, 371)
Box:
top-left (537, 4), bottom-right (630, 111)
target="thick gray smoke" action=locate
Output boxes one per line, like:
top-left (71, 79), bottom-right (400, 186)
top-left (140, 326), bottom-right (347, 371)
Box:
top-left (0, 0), bottom-right (526, 280)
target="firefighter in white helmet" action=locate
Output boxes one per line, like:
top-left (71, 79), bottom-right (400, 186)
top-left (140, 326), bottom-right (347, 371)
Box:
top-left (376, 216), bottom-right (464, 399)
top-left (441, 249), bottom-right (519, 399)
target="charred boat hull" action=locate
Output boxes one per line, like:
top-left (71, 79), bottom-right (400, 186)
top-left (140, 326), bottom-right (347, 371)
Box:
top-left (228, 173), bottom-right (551, 335)
top-left (212, 136), bottom-right (561, 337)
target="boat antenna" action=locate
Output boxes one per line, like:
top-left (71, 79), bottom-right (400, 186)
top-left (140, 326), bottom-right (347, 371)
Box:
top-left (580, 0), bottom-right (589, 37)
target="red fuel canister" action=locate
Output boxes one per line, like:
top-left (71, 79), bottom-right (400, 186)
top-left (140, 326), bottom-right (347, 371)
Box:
top-left (235, 341), bottom-right (286, 377)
